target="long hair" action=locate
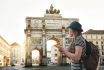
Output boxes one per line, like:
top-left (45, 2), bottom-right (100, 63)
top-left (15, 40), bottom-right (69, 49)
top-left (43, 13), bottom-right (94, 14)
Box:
top-left (67, 29), bottom-right (82, 51)
top-left (72, 29), bottom-right (82, 36)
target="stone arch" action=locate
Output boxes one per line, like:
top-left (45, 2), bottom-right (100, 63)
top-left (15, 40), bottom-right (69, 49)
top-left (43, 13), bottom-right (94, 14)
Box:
top-left (32, 48), bottom-right (43, 66)
top-left (48, 35), bottom-right (61, 46)
top-left (48, 35), bottom-right (61, 65)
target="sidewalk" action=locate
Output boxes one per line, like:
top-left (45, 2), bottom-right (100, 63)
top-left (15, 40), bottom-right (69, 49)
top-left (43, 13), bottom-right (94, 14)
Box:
top-left (0, 65), bottom-right (11, 68)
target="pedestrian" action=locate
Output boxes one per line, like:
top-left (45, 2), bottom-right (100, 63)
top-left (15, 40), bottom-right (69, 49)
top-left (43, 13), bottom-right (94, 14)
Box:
top-left (56, 21), bottom-right (87, 70)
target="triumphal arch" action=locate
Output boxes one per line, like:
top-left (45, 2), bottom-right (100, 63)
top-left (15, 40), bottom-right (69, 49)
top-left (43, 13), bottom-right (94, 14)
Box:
top-left (24, 5), bottom-right (78, 67)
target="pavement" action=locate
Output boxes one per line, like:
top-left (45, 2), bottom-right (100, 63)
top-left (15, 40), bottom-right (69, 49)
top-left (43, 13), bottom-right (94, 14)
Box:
top-left (0, 65), bottom-right (104, 70)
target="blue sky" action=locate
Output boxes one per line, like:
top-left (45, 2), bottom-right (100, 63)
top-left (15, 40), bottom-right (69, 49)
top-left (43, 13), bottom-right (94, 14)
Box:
top-left (0, 0), bottom-right (104, 45)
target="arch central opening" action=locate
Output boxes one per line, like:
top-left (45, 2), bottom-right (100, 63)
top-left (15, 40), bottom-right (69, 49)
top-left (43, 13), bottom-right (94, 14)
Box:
top-left (32, 49), bottom-right (39, 66)
top-left (47, 36), bottom-right (61, 66)
top-left (47, 40), bottom-right (57, 51)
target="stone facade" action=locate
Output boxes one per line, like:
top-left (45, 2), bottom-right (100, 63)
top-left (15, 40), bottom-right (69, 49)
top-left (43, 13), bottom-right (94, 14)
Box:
top-left (24, 5), bottom-right (79, 66)
top-left (83, 29), bottom-right (104, 64)
top-left (51, 46), bottom-right (58, 64)
top-left (0, 35), bottom-right (10, 67)
top-left (10, 42), bottom-right (22, 66)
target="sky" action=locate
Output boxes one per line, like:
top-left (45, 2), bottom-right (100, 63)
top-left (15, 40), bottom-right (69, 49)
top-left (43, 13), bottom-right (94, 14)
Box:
top-left (47, 40), bottom-right (57, 50)
top-left (32, 50), bottom-right (39, 58)
top-left (0, 0), bottom-right (104, 45)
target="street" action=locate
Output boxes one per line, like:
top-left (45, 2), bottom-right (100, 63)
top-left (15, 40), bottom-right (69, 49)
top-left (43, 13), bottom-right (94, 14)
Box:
top-left (0, 65), bottom-right (71, 70)
top-left (0, 65), bottom-right (104, 70)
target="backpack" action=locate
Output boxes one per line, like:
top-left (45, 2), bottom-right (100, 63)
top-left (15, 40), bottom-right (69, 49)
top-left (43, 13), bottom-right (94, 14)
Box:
top-left (82, 40), bottom-right (100, 70)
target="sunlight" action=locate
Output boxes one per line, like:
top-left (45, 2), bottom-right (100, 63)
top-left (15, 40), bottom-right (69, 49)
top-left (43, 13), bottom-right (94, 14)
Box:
top-left (47, 40), bottom-right (57, 51)
top-left (32, 50), bottom-right (39, 66)
top-left (32, 50), bottom-right (39, 59)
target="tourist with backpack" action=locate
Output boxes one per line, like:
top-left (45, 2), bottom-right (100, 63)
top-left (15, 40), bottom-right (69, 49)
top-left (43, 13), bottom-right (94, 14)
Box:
top-left (55, 21), bottom-right (99, 70)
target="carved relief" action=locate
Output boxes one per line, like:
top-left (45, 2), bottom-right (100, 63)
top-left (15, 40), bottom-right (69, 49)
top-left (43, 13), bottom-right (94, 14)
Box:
top-left (31, 20), bottom-right (38, 28)
top-left (31, 37), bottom-right (42, 45)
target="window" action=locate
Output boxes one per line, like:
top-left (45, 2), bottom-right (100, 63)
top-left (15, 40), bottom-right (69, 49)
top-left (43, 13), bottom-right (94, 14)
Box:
top-left (101, 36), bottom-right (103, 39)
top-left (96, 41), bottom-right (98, 44)
top-left (102, 51), bottom-right (104, 55)
top-left (55, 59), bottom-right (58, 61)
top-left (102, 46), bottom-right (103, 49)
top-left (101, 41), bottom-right (103, 44)
top-left (55, 54), bottom-right (57, 57)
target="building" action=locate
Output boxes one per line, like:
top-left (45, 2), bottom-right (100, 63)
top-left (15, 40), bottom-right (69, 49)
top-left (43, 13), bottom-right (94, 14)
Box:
top-left (24, 4), bottom-right (79, 66)
top-left (10, 42), bottom-right (22, 66)
top-left (47, 50), bottom-right (51, 64)
top-left (51, 46), bottom-right (58, 64)
top-left (0, 35), bottom-right (10, 67)
top-left (83, 29), bottom-right (104, 64)
top-left (21, 42), bottom-right (25, 65)
top-left (47, 40), bottom-right (58, 64)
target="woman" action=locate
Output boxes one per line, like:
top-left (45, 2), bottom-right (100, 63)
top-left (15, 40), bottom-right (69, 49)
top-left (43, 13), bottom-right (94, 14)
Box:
top-left (56, 21), bottom-right (86, 70)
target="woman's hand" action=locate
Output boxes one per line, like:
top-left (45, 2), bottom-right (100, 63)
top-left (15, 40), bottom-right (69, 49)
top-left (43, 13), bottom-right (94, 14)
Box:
top-left (55, 45), bottom-right (65, 53)
top-left (55, 45), bottom-right (83, 61)
top-left (58, 47), bottom-right (65, 52)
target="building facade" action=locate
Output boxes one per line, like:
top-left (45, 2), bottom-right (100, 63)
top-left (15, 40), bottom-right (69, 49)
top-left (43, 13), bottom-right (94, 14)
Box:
top-left (10, 42), bottom-right (22, 66)
top-left (0, 36), bottom-right (10, 67)
top-left (24, 5), bottom-right (79, 66)
top-left (83, 29), bottom-right (104, 64)
top-left (51, 46), bottom-right (58, 64)
top-left (47, 50), bottom-right (51, 64)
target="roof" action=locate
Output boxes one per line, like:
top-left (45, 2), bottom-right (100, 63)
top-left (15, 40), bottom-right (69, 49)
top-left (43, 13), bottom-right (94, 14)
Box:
top-left (83, 29), bottom-right (104, 34)
top-left (0, 35), bottom-right (10, 46)
top-left (11, 42), bottom-right (19, 47)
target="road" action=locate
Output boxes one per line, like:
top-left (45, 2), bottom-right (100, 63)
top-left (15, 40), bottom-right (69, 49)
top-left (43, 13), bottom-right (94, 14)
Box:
top-left (0, 65), bottom-right (104, 70)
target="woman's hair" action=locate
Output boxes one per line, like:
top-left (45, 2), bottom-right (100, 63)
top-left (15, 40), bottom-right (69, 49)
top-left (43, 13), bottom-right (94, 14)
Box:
top-left (67, 28), bottom-right (82, 51)
top-left (72, 29), bottom-right (82, 36)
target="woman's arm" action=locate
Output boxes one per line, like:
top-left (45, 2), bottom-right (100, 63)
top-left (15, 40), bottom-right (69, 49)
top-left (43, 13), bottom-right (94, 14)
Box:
top-left (58, 46), bottom-right (82, 61)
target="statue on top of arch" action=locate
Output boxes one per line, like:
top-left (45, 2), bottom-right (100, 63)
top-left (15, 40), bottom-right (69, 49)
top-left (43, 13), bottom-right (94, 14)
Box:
top-left (46, 4), bottom-right (60, 14)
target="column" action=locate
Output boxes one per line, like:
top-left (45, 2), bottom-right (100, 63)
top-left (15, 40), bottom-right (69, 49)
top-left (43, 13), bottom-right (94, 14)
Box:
top-left (62, 26), bottom-right (67, 65)
top-left (42, 20), bottom-right (47, 66)
top-left (39, 48), bottom-right (43, 66)
top-left (42, 34), bottom-right (47, 66)
top-left (25, 29), bottom-right (32, 67)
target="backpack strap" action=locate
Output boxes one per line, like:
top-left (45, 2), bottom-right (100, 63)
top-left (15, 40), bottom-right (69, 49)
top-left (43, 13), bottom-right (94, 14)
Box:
top-left (85, 40), bottom-right (91, 57)
top-left (82, 39), bottom-right (92, 69)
